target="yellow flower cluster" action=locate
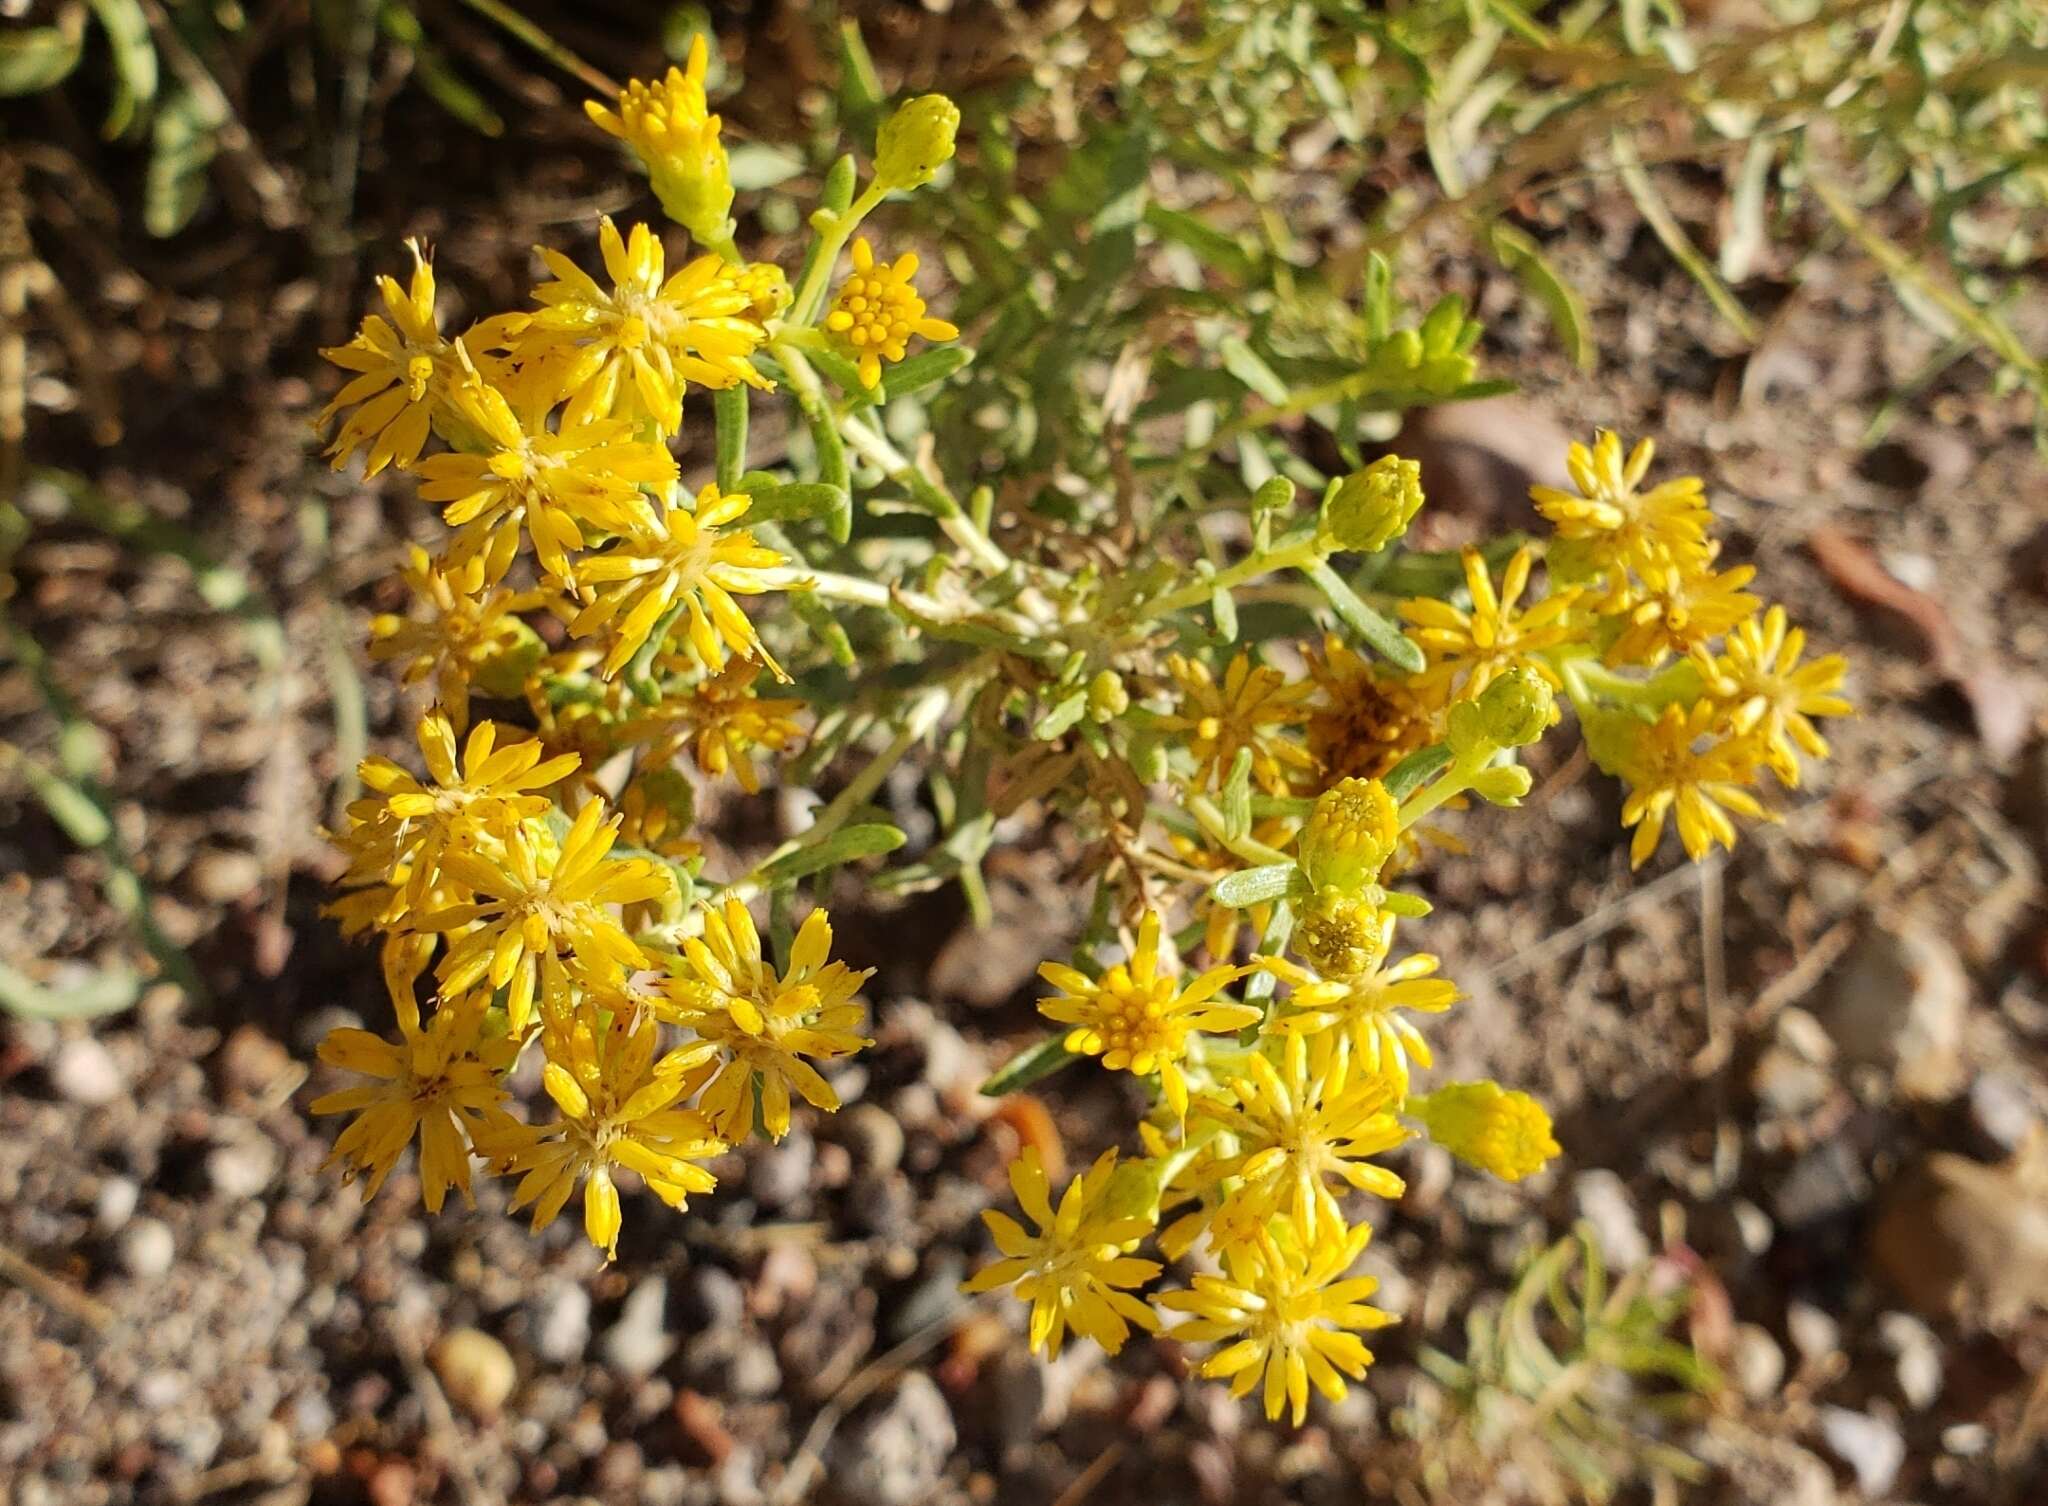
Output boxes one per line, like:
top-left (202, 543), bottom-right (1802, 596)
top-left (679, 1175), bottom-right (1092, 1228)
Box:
top-left (966, 441), bottom-right (1848, 1424)
top-left (309, 63), bottom-right (971, 1259)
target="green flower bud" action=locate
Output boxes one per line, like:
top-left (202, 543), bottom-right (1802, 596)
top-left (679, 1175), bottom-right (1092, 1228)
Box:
top-left (1293, 885), bottom-right (1391, 980)
top-left (875, 94), bottom-right (959, 193)
top-left (1467, 764), bottom-right (1533, 807)
top-left (1087, 669), bottom-right (1130, 723)
top-left (1477, 668), bottom-right (1555, 747)
top-left (1296, 777), bottom-right (1398, 893)
top-left (1412, 1081), bottom-right (1559, 1182)
top-left (1318, 455), bottom-right (1425, 554)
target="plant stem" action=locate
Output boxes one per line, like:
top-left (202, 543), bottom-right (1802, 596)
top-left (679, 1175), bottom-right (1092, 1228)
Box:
top-left (1142, 533), bottom-right (1324, 621)
top-left (788, 181), bottom-right (890, 327)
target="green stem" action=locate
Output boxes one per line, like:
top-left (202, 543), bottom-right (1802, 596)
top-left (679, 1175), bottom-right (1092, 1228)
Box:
top-left (1142, 533), bottom-right (1325, 621)
top-left (457, 0), bottom-right (618, 97)
top-left (1184, 794), bottom-right (1294, 867)
top-left (789, 181), bottom-right (890, 328)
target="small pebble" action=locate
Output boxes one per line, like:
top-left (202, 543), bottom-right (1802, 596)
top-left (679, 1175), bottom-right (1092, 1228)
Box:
top-left (725, 1338), bottom-right (781, 1398)
top-left (1787, 1301), bottom-right (1842, 1367)
top-left (1572, 1170), bottom-right (1650, 1269)
top-left (432, 1328), bottom-right (517, 1419)
top-left (1732, 1323), bottom-right (1785, 1401)
top-left (602, 1276), bottom-right (674, 1379)
top-left (206, 1138), bottom-right (279, 1200)
top-left (118, 1217), bottom-right (176, 1279)
top-left (95, 1176), bottom-right (140, 1234)
top-left (1818, 1405), bottom-right (1905, 1497)
top-left (531, 1280), bottom-right (592, 1365)
top-left (838, 1103), bottom-right (905, 1177)
top-left (50, 1036), bottom-right (123, 1105)
top-left (1878, 1312), bottom-right (1943, 1410)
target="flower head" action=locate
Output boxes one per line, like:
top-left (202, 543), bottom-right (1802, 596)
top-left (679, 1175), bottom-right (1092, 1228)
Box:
top-left (824, 237), bottom-right (959, 390)
top-left (1291, 886), bottom-right (1391, 981)
top-left (874, 94), bottom-right (960, 193)
top-left (1160, 1221), bottom-right (1394, 1425)
top-left (319, 240), bottom-right (448, 475)
top-left (412, 355), bottom-right (673, 588)
top-left (569, 482), bottom-right (790, 679)
top-left (1319, 456), bottom-right (1425, 554)
top-left (1259, 931), bottom-right (1460, 1090)
top-left (425, 799), bottom-right (672, 1034)
top-left (516, 217), bottom-right (769, 434)
top-left (338, 710), bottom-right (579, 912)
top-left (660, 900), bottom-right (873, 1142)
top-left (368, 547), bottom-right (546, 730)
top-left (1159, 651), bottom-right (1316, 795)
top-left (497, 1005), bottom-right (725, 1259)
top-left (1602, 556), bottom-right (1761, 668)
top-left (1191, 1033), bottom-right (1409, 1250)
top-left (1401, 546), bottom-right (1579, 702)
top-left (1411, 1080), bottom-right (1560, 1182)
top-left (961, 1148), bottom-right (1161, 1358)
top-left (1605, 699), bottom-right (1775, 868)
top-left (311, 938), bottom-right (513, 1212)
top-left (623, 656), bottom-right (806, 794)
top-left (1035, 910), bottom-right (1259, 1118)
top-left (1297, 777), bottom-right (1398, 893)
top-left (585, 36), bottom-right (735, 246)
top-left (1303, 635), bottom-right (1443, 782)
top-left (1531, 431), bottom-right (1713, 596)
top-left (1694, 604), bottom-right (1851, 786)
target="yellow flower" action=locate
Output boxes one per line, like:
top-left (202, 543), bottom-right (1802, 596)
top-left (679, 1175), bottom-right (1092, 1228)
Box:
top-left (1694, 604), bottom-right (1851, 786)
top-left (1258, 931), bottom-right (1460, 1090)
top-left (426, 799), bottom-right (673, 1034)
top-left (516, 217), bottom-right (769, 435)
top-left (1291, 886), bottom-right (1390, 981)
top-left (1172, 822), bottom-right (1290, 963)
top-left (412, 356), bottom-right (674, 588)
top-left (368, 547), bottom-right (545, 731)
top-left (338, 710), bottom-right (579, 910)
top-left (311, 939), bottom-right (513, 1212)
top-left (1159, 1221), bottom-right (1394, 1425)
top-left (1608, 699), bottom-right (1775, 868)
top-left (1601, 556), bottom-right (1760, 668)
top-left (718, 259), bottom-right (791, 323)
top-left (1192, 1033), bottom-right (1409, 1251)
top-left (1530, 431), bottom-right (1713, 595)
top-left (623, 657), bottom-right (807, 794)
top-left (585, 36), bottom-right (735, 246)
top-left (1410, 1080), bottom-right (1560, 1182)
top-left (1035, 910), bottom-right (1259, 1118)
top-left (571, 482), bottom-right (790, 680)
top-left (660, 900), bottom-right (874, 1142)
top-left (1296, 777), bottom-right (1399, 893)
top-left (497, 1006), bottom-right (725, 1260)
top-left (616, 769), bottom-right (702, 862)
top-left (1401, 546), bottom-right (1579, 702)
top-left (1303, 635), bottom-right (1444, 782)
top-left (823, 237), bottom-right (959, 390)
top-left (1158, 651), bottom-right (1316, 795)
top-left (319, 239), bottom-right (447, 475)
top-left (960, 1147), bottom-right (1162, 1358)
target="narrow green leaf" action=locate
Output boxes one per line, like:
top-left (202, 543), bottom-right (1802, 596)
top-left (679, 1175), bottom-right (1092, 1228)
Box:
top-left (1033, 690), bottom-right (1088, 741)
top-left (745, 481), bottom-right (847, 526)
top-left (714, 386), bottom-right (748, 493)
top-left (881, 346), bottom-right (972, 401)
top-left (1219, 337), bottom-right (1290, 405)
top-left (1142, 203), bottom-right (1254, 280)
top-left (1301, 559), bottom-right (1426, 672)
top-left (0, 958), bottom-right (141, 1020)
top-left (759, 822), bottom-right (905, 883)
top-left (145, 85), bottom-right (225, 237)
top-left (980, 1033), bottom-right (1078, 1097)
top-left (1222, 746), bottom-right (1254, 840)
top-left (1489, 221), bottom-right (1593, 372)
top-left (1383, 744), bottom-right (1453, 801)
top-left (87, 0), bottom-right (157, 137)
top-left (0, 17), bottom-right (85, 96)
top-left (726, 142), bottom-right (804, 191)
top-left (1210, 585), bottom-right (1238, 643)
top-left (1210, 863), bottom-right (1296, 909)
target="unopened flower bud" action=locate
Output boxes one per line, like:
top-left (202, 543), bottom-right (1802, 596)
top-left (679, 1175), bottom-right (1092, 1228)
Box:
top-left (1412, 1081), bottom-right (1559, 1182)
top-left (1318, 455), bottom-right (1424, 554)
top-left (1087, 669), bottom-right (1129, 723)
top-left (1297, 777), bottom-right (1397, 892)
top-left (586, 37), bottom-right (736, 245)
top-left (1474, 667), bottom-right (1555, 747)
top-left (874, 94), bottom-right (959, 193)
top-left (1293, 886), bottom-right (1391, 980)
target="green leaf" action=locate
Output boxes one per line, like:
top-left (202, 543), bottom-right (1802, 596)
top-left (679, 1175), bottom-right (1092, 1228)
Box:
top-left (1301, 559), bottom-right (1426, 673)
top-left (1210, 584), bottom-right (1238, 643)
top-left (746, 481), bottom-right (849, 528)
top-left (1219, 336), bottom-right (1290, 404)
top-left (881, 346), bottom-right (972, 401)
top-left (0, 958), bottom-right (141, 1020)
top-left (980, 1033), bottom-right (1078, 1097)
top-left (0, 14), bottom-right (85, 95)
top-left (727, 142), bottom-right (805, 191)
top-left (1489, 221), bottom-right (1593, 372)
top-left (759, 822), bottom-right (906, 883)
top-left (1033, 689), bottom-right (1088, 741)
top-left (1383, 744), bottom-right (1452, 801)
top-left (1143, 203), bottom-right (1254, 280)
top-left (1221, 746), bottom-right (1254, 840)
top-left (1210, 863), bottom-right (1296, 909)
top-left (87, 0), bottom-right (156, 137)
top-left (145, 85), bottom-right (225, 237)
top-left (714, 386), bottom-right (748, 492)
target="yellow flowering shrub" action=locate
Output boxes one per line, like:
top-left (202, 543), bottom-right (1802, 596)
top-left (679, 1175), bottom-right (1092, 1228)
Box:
top-left (311, 27), bottom-right (1850, 1426)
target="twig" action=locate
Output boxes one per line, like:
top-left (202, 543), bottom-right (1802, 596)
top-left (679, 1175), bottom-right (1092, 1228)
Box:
top-left (455, 0), bottom-right (618, 98)
top-left (0, 1240), bottom-right (115, 1332)
top-left (1696, 856), bottom-right (1727, 1064)
top-left (1051, 1442), bottom-right (1127, 1506)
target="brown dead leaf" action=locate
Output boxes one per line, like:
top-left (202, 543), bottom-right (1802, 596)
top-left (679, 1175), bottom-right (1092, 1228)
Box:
top-left (1870, 1129), bottom-right (2048, 1328)
top-left (1808, 523), bottom-right (2032, 760)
